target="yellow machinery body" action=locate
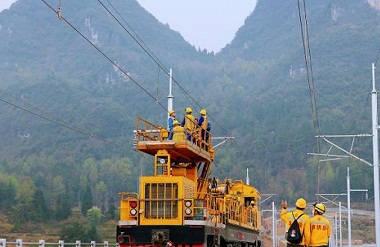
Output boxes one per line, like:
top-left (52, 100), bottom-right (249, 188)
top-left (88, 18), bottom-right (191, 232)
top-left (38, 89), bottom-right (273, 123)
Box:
top-left (117, 117), bottom-right (263, 247)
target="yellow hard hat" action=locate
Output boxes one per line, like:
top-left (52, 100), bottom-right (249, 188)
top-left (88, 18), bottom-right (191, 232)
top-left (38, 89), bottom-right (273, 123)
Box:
top-left (295, 198), bottom-right (307, 209)
top-left (314, 203), bottom-right (326, 214)
top-left (185, 107), bottom-right (192, 113)
top-left (200, 109), bottom-right (207, 115)
top-left (169, 110), bottom-right (175, 115)
top-left (173, 120), bottom-right (180, 125)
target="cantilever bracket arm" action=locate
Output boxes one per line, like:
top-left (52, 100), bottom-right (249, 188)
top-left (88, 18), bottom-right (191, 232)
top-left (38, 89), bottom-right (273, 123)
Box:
top-left (212, 136), bottom-right (235, 148)
top-left (316, 193), bottom-right (347, 208)
top-left (260, 194), bottom-right (276, 204)
top-left (321, 137), bottom-right (372, 166)
top-left (308, 134), bottom-right (372, 167)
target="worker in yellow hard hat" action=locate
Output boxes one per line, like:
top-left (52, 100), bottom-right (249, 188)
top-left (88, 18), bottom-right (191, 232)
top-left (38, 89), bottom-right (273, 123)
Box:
top-left (167, 110), bottom-right (176, 140)
top-left (197, 109), bottom-right (209, 149)
top-left (172, 120), bottom-right (185, 141)
top-left (280, 198), bottom-right (310, 247)
top-left (309, 203), bottom-right (331, 247)
top-left (245, 200), bottom-right (258, 227)
top-left (181, 107), bottom-right (195, 141)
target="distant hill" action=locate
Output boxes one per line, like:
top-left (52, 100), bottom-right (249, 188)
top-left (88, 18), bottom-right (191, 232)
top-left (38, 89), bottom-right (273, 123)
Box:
top-left (216, 0), bottom-right (380, 193)
top-left (0, 0), bottom-right (378, 207)
top-left (0, 0), bottom-right (203, 159)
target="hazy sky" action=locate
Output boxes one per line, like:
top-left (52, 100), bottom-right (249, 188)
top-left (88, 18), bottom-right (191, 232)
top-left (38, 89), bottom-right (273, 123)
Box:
top-left (0, 0), bottom-right (14, 11)
top-left (137, 0), bottom-right (257, 52)
top-left (0, 0), bottom-right (257, 52)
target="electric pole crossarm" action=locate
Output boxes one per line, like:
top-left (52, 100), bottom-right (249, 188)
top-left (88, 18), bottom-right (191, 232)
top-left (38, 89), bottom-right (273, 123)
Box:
top-left (320, 158), bottom-right (342, 162)
top-left (212, 137), bottom-right (235, 148)
top-left (321, 137), bottom-right (372, 166)
top-left (316, 193), bottom-right (347, 208)
top-left (260, 194), bottom-right (276, 204)
top-left (307, 152), bottom-right (350, 159)
top-left (317, 134), bottom-right (372, 138)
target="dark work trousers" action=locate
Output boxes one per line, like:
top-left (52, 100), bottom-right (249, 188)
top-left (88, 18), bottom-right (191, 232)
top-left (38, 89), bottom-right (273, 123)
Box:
top-left (286, 244), bottom-right (306, 247)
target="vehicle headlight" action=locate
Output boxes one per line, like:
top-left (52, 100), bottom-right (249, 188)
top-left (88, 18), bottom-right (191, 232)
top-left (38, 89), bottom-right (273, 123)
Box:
top-left (130, 208), bottom-right (137, 215)
top-left (185, 201), bottom-right (192, 207)
top-left (185, 208), bottom-right (192, 215)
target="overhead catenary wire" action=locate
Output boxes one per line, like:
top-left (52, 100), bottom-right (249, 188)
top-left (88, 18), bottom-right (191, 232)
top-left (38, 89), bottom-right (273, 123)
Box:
top-left (97, 0), bottom-right (192, 100)
top-left (42, 0), bottom-right (232, 141)
top-left (101, 0), bottom-right (244, 158)
top-left (96, 0), bottom-right (233, 139)
top-left (36, 0), bottom-right (241, 168)
top-left (297, 0), bottom-right (320, 138)
top-left (103, 0), bottom-right (168, 73)
top-left (0, 92), bottom-right (131, 151)
top-left (41, 0), bottom-right (167, 111)
top-left (0, 86), bottom-right (154, 163)
top-left (0, 0), bottom-right (152, 159)
top-left (297, 0), bottom-right (322, 197)
top-left (156, 66), bottom-right (161, 100)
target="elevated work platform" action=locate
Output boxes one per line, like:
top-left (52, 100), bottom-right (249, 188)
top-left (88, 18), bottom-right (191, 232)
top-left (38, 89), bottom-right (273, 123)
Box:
top-left (134, 117), bottom-right (214, 163)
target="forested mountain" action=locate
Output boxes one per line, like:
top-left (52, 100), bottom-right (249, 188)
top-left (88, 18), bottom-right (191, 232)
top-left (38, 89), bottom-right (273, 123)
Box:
top-left (0, 0), bottom-right (379, 225)
top-left (216, 0), bottom-right (380, 195)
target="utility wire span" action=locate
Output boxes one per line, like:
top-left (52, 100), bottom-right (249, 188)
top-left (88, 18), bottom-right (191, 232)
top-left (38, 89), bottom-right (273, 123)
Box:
top-left (97, 0), bottom-right (233, 140)
top-left (41, 0), bottom-right (166, 111)
top-left (44, 0), bottom-right (229, 137)
top-left (0, 92), bottom-right (133, 151)
top-left (0, 86), bottom-right (154, 163)
top-left (102, 0), bottom-right (168, 73)
top-left (297, 0), bottom-right (320, 139)
top-left (39, 0), bottom-right (238, 154)
top-left (297, 0), bottom-right (322, 197)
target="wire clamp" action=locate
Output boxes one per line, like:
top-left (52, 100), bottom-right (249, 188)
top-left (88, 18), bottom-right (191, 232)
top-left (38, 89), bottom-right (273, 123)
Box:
top-left (57, 4), bottom-right (62, 20)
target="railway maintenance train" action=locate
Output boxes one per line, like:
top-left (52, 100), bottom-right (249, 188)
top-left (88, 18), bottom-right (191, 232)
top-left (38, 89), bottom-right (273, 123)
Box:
top-left (117, 116), bottom-right (262, 247)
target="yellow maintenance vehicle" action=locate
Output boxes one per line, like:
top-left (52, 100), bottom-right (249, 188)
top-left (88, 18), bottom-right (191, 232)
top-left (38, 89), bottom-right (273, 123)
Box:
top-left (117, 117), bottom-right (262, 247)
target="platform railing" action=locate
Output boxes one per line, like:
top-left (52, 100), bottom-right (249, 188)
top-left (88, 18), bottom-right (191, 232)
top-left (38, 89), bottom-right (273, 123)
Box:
top-left (135, 117), bottom-right (212, 153)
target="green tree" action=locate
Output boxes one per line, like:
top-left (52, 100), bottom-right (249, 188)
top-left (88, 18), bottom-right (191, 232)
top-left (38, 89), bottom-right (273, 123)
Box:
top-left (55, 193), bottom-right (71, 220)
top-left (12, 177), bottom-right (36, 223)
top-left (107, 197), bottom-right (116, 220)
top-left (60, 222), bottom-right (88, 242)
top-left (50, 175), bottom-right (66, 207)
top-left (15, 177), bottom-right (35, 202)
top-left (31, 189), bottom-right (50, 222)
top-left (0, 181), bottom-right (16, 211)
top-left (87, 206), bottom-right (103, 225)
top-left (83, 158), bottom-right (98, 185)
top-left (60, 221), bottom-right (101, 243)
top-left (86, 225), bottom-right (101, 242)
top-left (95, 181), bottom-right (108, 210)
top-left (81, 185), bottom-right (93, 215)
